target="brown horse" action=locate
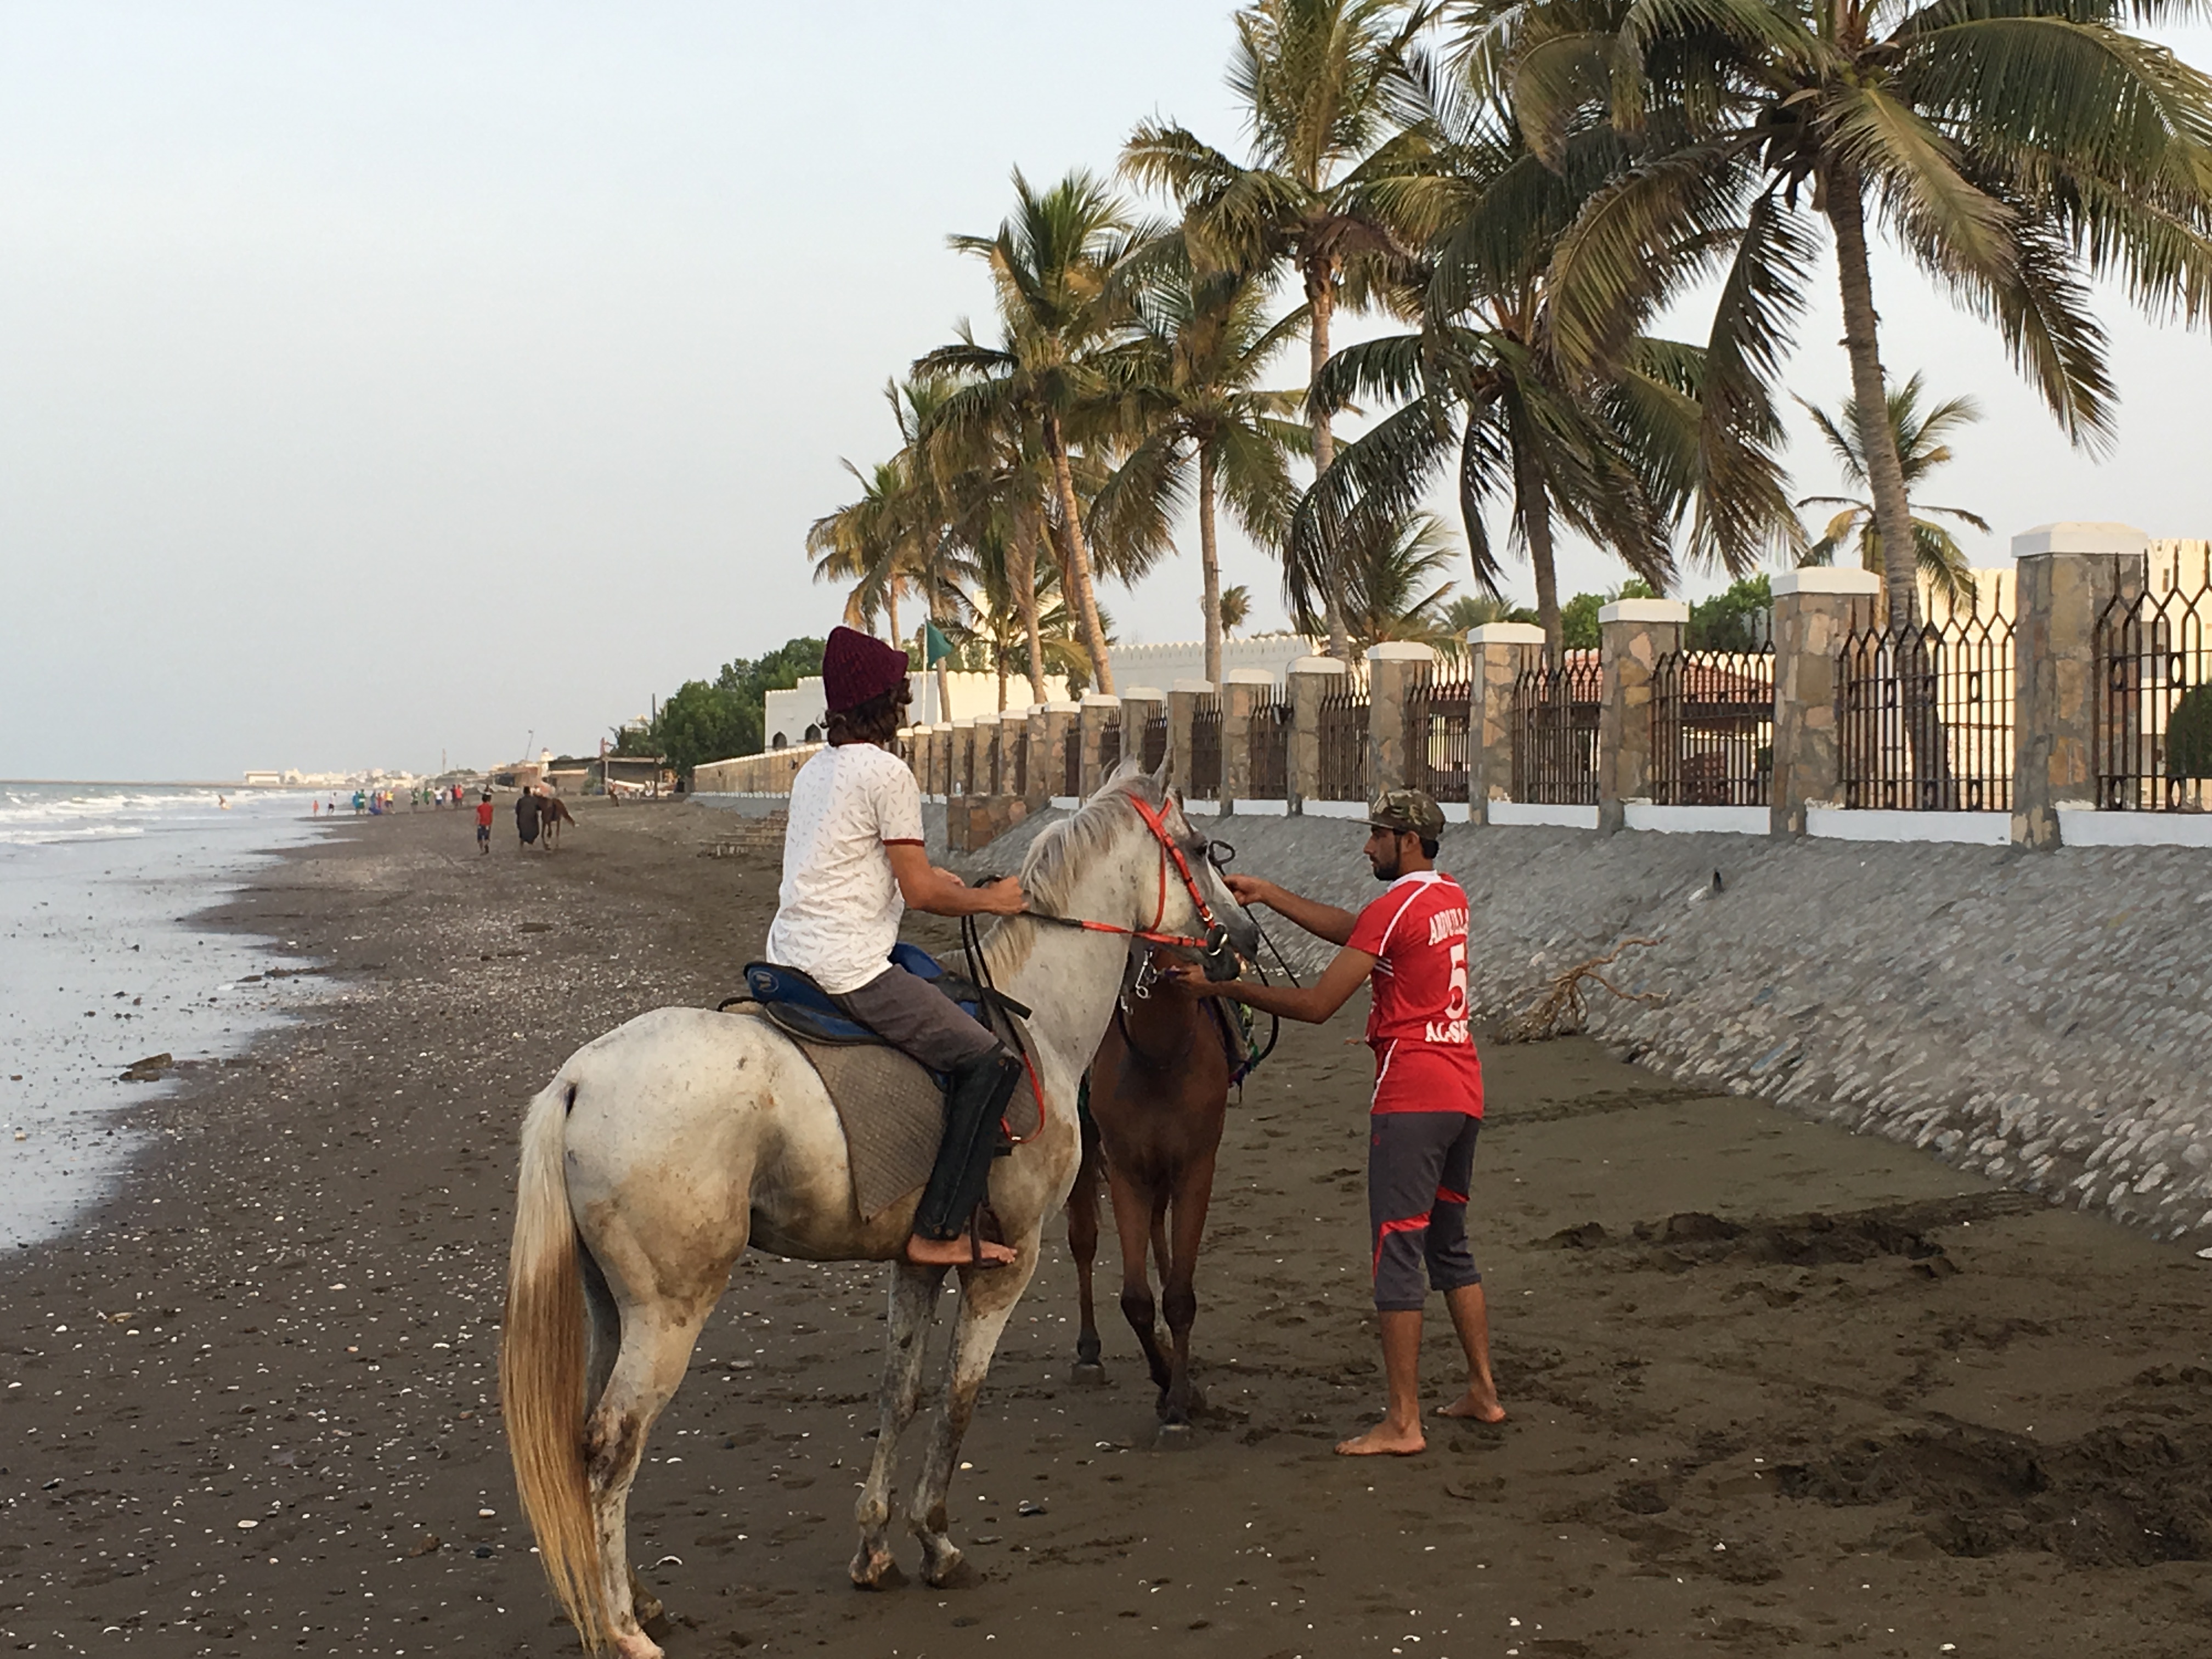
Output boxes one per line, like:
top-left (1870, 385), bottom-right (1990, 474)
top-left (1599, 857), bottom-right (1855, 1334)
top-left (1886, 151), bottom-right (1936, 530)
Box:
top-left (1066, 945), bottom-right (1243, 1442)
top-left (540, 792), bottom-right (577, 849)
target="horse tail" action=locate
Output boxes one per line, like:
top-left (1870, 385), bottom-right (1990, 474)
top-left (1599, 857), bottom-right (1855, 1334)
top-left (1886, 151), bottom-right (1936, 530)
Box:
top-left (501, 1077), bottom-right (607, 1654)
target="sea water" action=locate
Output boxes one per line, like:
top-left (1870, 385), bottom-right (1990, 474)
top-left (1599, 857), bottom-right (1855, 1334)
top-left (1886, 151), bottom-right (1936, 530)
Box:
top-left (0, 783), bottom-right (331, 1248)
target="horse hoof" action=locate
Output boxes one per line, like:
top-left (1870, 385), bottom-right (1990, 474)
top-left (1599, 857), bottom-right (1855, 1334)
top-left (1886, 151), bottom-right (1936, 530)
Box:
top-left (1069, 1362), bottom-right (1107, 1386)
top-left (1152, 1421), bottom-right (1197, 1451)
top-left (640, 1605), bottom-right (675, 1644)
top-left (849, 1547), bottom-right (904, 1591)
top-left (922, 1552), bottom-right (974, 1589)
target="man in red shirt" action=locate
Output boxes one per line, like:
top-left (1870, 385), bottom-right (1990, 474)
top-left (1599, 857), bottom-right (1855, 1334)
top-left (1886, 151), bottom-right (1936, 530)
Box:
top-left (1168, 788), bottom-right (1503, 1454)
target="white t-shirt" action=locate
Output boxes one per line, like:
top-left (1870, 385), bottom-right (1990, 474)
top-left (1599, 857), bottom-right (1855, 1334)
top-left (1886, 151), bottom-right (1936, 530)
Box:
top-left (766, 742), bottom-right (926, 995)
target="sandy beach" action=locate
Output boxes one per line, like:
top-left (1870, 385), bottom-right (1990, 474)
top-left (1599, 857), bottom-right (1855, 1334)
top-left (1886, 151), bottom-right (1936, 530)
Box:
top-left (5, 798), bottom-right (2211, 1658)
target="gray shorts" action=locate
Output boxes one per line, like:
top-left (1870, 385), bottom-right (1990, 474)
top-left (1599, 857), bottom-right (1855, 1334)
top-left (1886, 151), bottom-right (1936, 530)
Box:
top-left (1369, 1111), bottom-right (1482, 1312)
top-left (831, 965), bottom-right (1000, 1073)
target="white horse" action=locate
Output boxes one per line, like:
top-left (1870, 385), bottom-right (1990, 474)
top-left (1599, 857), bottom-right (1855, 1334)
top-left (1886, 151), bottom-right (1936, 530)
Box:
top-left (500, 769), bottom-right (1257, 1657)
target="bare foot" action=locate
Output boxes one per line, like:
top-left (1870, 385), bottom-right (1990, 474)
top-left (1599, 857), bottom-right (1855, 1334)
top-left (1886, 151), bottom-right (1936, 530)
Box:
top-left (904, 1234), bottom-right (1016, 1268)
top-left (1436, 1389), bottom-right (1508, 1424)
top-left (1334, 1420), bottom-right (1425, 1457)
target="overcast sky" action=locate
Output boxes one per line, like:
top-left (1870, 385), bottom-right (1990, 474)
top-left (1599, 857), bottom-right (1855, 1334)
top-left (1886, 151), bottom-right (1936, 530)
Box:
top-left (5, 4), bottom-right (2211, 780)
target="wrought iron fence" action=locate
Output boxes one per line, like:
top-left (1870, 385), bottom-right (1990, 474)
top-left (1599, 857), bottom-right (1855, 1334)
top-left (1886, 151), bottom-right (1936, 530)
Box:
top-left (1097, 714), bottom-right (1122, 779)
top-left (1651, 649), bottom-right (1774, 806)
top-left (1139, 707), bottom-right (1169, 772)
top-left (1837, 608), bottom-right (2015, 811)
top-left (1008, 726), bottom-right (1028, 797)
top-left (2096, 555), bottom-right (2212, 811)
top-left (1063, 724), bottom-right (1081, 798)
top-left (1510, 653), bottom-right (1604, 804)
top-left (1246, 694), bottom-right (1291, 800)
top-left (1404, 676), bottom-right (1472, 803)
top-left (1189, 697), bottom-right (1222, 799)
top-left (1317, 685), bottom-right (1369, 801)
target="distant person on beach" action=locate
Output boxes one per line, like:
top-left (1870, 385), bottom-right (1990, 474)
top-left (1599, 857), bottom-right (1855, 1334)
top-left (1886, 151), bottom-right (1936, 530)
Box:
top-left (475, 790), bottom-right (494, 855)
top-left (515, 787), bottom-right (541, 850)
top-left (1165, 787), bottom-right (1503, 1456)
top-left (767, 625), bottom-right (1028, 1269)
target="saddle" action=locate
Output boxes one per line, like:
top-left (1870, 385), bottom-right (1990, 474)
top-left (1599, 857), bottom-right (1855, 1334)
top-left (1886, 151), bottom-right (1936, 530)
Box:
top-left (734, 941), bottom-right (1013, 1061)
top-left (719, 943), bottom-right (1032, 1222)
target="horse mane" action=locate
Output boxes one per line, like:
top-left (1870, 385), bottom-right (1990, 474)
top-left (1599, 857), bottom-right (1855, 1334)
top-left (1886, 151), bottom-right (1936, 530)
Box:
top-left (1017, 763), bottom-right (1162, 915)
top-left (982, 764), bottom-right (1164, 976)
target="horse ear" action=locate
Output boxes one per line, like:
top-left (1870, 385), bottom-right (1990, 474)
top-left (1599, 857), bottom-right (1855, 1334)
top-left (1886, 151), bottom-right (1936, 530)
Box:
top-left (1148, 753), bottom-right (1172, 801)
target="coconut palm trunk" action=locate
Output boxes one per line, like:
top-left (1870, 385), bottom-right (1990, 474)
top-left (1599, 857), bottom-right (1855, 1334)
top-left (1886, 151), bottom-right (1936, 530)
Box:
top-left (1825, 167), bottom-right (1922, 631)
top-left (1043, 415), bottom-right (1115, 695)
top-left (1198, 445), bottom-right (1224, 687)
top-left (1827, 167), bottom-right (1953, 798)
top-left (1307, 268), bottom-right (1353, 662)
top-left (1013, 506), bottom-right (1047, 704)
top-left (1511, 431), bottom-right (1565, 662)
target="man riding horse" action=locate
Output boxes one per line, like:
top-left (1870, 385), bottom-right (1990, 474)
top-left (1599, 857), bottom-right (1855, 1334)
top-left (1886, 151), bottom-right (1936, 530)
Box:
top-left (766, 625), bottom-right (1026, 1268)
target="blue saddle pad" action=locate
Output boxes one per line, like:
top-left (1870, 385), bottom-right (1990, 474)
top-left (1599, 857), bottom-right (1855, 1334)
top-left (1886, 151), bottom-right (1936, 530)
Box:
top-left (740, 945), bottom-right (987, 1047)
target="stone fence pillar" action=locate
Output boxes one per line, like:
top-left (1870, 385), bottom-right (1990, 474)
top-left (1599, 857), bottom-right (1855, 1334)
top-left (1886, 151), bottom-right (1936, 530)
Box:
top-left (1032, 702), bottom-right (1079, 803)
top-left (1220, 668), bottom-right (1276, 814)
top-left (1121, 687), bottom-right (1167, 777)
top-left (997, 708), bottom-right (1030, 798)
top-left (952, 719), bottom-right (978, 796)
top-left (2012, 522), bottom-right (2149, 849)
top-left (1366, 642), bottom-right (1436, 796)
top-left (1770, 567), bottom-right (1881, 836)
top-left (1466, 623), bottom-right (1545, 823)
top-left (1168, 679), bottom-right (1213, 799)
top-left (1598, 598), bottom-right (1689, 832)
top-left (979, 715), bottom-right (1005, 797)
top-left (922, 724), bottom-right (946, 798)
top-left (1077, 692), bottom-right (1121, 797)
top-left (1286, 655), bottom-right (1346, 812)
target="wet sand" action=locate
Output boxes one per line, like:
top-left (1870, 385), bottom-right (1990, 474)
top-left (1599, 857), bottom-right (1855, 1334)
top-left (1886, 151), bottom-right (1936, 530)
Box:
top-left (4, 800), bottom-right (2211, 1657)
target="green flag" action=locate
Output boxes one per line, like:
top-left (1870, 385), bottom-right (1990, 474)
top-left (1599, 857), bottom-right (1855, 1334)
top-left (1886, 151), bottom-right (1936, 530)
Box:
top-left (922, 619), bottom-right (952, 667)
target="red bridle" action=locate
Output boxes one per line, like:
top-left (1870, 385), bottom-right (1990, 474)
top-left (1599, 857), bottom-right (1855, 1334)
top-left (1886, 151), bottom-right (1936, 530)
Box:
top-left (984, 793), bottom-right (1235, 1147)
top-left (1025, 793), bottom-right (1226, 952)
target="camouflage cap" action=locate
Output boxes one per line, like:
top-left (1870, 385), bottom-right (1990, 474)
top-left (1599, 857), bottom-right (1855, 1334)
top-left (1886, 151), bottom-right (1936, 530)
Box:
top-left (1364, 787), bottom-right (1445, 839)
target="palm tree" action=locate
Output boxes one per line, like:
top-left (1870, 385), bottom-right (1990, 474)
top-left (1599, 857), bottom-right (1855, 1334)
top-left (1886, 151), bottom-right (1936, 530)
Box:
top-left (809, 381), bottom-right (944, 646)
top-left (806, 453), bottom-right (913, 646)
top-left (1295, 506), bottom-right (1468, 653)
top-left (1088, 256), bottom-right (1309, 685)
top-left (1297, 57), bottom-right (1793, 659)
top-left (918, 170), bottom-right (1141, 694)
top-left (1219, 582), bottom-right (1254, 635)
top-left (1473, 0), bottom-right (2212, 627)
top-left (808, 377), bottom-right (970, 718)
top-left (958, 527), bottom-right (1094, 709)
top-left (1797, 373), bottom-right (1989, 613)
top-left (1124, 0), bottom-right (1431, 662)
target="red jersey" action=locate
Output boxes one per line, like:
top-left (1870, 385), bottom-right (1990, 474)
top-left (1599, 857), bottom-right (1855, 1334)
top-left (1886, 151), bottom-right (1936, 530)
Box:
top-left (475, 801), bottom-right (495, 828)
top-left (1346, 870), bottom-right (1482, 1117)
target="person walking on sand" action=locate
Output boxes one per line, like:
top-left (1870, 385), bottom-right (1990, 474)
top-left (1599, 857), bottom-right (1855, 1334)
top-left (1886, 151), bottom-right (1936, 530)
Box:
top-left (515, 785), bottom-right (541, 851)
top-left (475, 789), bottom-right (495, 855)
top-left (766, 625), bottom-right (1029, 1269)
top-left (1164, 788), bottom-right (1504, 1455)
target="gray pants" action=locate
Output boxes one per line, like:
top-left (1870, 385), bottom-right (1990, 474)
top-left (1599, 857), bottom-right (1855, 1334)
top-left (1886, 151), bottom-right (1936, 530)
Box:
top-left (1368, 1111), bottom-right (1482, 1312)
top-left (831, 966), bottom-right (1000, 1071)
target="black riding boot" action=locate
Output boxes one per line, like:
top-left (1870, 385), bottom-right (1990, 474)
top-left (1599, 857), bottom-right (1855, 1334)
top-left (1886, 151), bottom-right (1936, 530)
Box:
top-left (912, 1049), bottom-right (1024, 1243)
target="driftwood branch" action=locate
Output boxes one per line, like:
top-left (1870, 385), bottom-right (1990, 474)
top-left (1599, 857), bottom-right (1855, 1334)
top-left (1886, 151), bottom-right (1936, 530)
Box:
top-left (1495, 937), bottom-right (1667, 1044)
